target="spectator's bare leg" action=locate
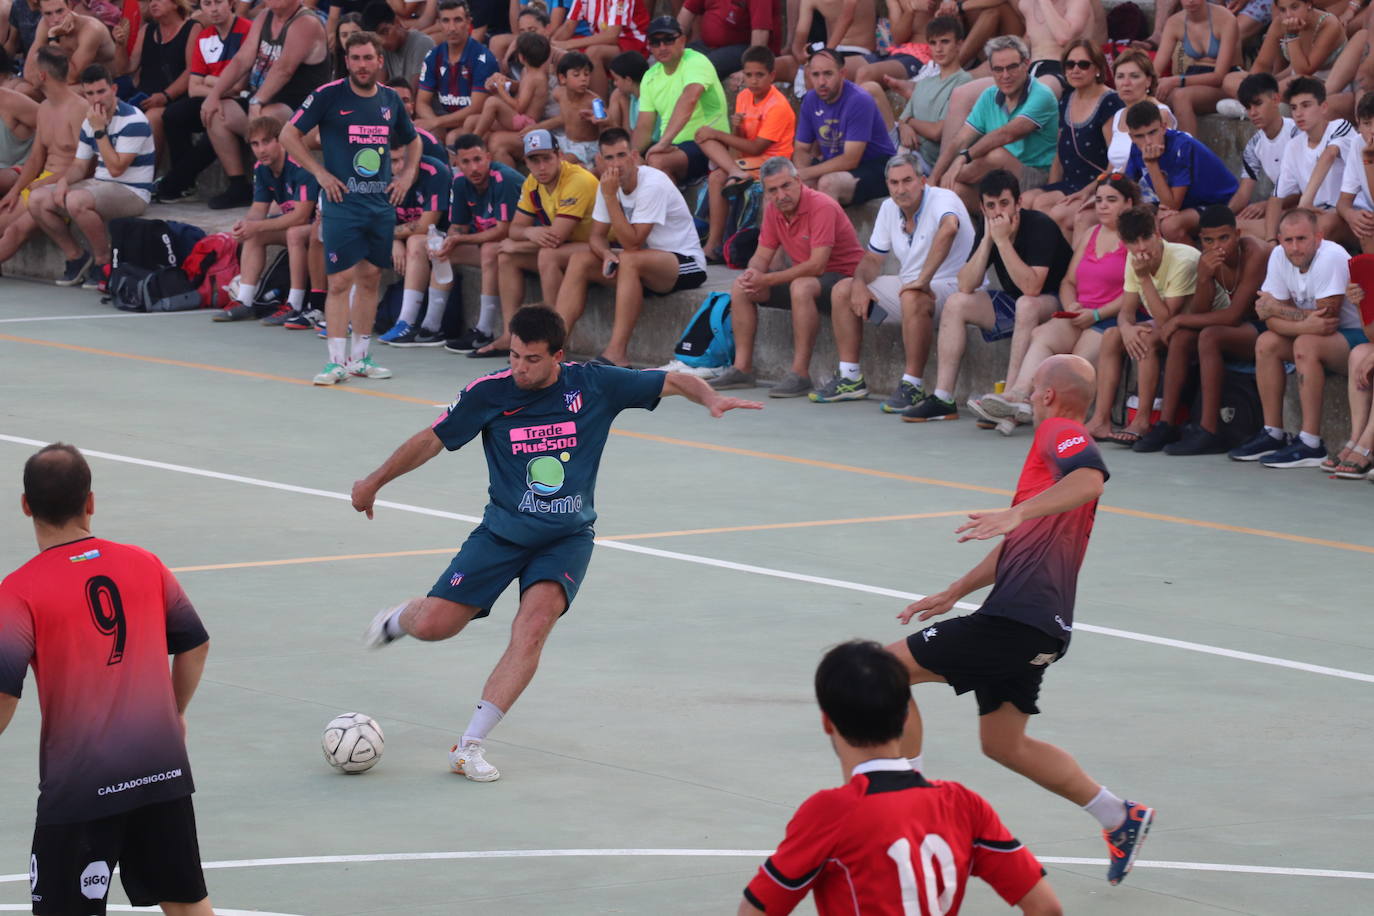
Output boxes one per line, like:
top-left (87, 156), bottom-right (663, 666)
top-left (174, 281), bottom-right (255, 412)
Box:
top-left (1007, 295), bottom-right (1059, 389)
top-left (1085, 327), bottom-right (1125, 436)
top-left (603, 249), bottom-right (681, 365)
top-left (1196, 324), bottom-right (1260, 432)
top-left (816, 170), bottom-right (858, 205)
top-left (1293, 332), bottom-right (1349, 437)
top-left (789, 275), bottom-right (823, 377)
top-left (979, 704), bottom-right (1102, 806)
top-left (1007, 318), bottom-right (1078, 400)
top-left (64, 188), bottom-right (111, 263)
top-left (147, 107), bottom-right (167, 170)
top-left (1237, 13), bottom-right (1267, 42)
top-left (487, 131), bottom-right (522, 167)
top-left (962, 3), bottom-right (1025, 69)
top-left (698, 136), bottom-right (744, 176)
top-left (207, 99), bottom-right (248, 178)
top-left (900, 287), bottom-right (936, 379)
top-left (1069, 326), bottom-right (1105, 364)
top-left (1128, 330), bottom-right (1166, 434)
top-left (1350, 343), bottom-right (1374, 450)
top-left (27, 186), bottom-right (83, 260)
top-left (586, 44), bottom-right (618, 98)
top-left (859, 80), bottom-right (896, 129)
top-left (1255, 330), bottom-right (1293, 429)
top-left (856, 60), bottom-right (913, 85)
top-left (239, 230), bottom-right (273, 291)
top-left (1160, 328), bottom-right (1200, 423)
top-left (493, 242), bottom-right (541, 348)
top-left (729, 277), bottom-right (760, 373)
top-left (704, 167), bottom-right (730, 258)
top-left (1168, 86), bottom-right (1226, 137)
top-left (829, 278), bottom-right (865, 364)
top-left (0, 210), bottom-right (39, 262)
top-left (552, 247), bottom-right (604, 338)
top-left (646, 146), bottom-right (688, 184)
top-left (935, 291), bottom-right (994, 395)
top-left (939, 79), bottom-right (992, 155)
top-left (537, 242), bottom-right (584, 316)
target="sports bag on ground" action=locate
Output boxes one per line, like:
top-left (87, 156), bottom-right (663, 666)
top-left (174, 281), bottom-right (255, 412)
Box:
top-left (106, 264), bottom-right (200, 312)
top-left (672, 291), bottom-right (734, 369)
top-left (181, 233), bottom-right (240, 309)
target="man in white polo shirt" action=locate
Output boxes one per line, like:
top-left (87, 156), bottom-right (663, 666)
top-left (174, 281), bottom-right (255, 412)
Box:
top-left (810, 152), bottom-right (975, 416)
top-left (28, 63), bottom-right (154, 291)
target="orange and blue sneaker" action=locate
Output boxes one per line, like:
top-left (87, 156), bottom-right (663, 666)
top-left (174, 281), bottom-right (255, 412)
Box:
top-left (1104, 800), bottom-right (1154, 885)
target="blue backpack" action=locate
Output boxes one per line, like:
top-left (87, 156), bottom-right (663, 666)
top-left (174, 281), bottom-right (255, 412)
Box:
top-left (673, 291), bottom-right (734, 368)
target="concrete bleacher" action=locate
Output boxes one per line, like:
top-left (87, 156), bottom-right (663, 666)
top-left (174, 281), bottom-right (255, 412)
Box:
top-left (1, 109), bottom-right (1354, 443)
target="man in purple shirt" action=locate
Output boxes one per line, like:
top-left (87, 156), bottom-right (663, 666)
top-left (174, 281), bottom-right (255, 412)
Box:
top-left (793, 47), bottom-right (896, 205)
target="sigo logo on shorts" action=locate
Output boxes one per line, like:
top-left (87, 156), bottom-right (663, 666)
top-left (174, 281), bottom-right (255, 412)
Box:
top-left (1056, 434), bottom-right (1088, 457)
top-left (79, 861), bottom-right (111, 900)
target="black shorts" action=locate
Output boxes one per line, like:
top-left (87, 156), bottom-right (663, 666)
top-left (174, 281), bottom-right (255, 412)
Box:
top-left (648, 252), bottom-right (708, 296)
top-left (907, 613), bottom-right (1065, 716)
top-left (849, 156), bottom-right (890, 205)
top-left (884, 52), bottom-right (925, 78)
top-left (428, 523), bottom-right (594, 617)
top-left (675, 140), bottom-right (711, 183)
top-left (765, 270), bottom-right (845, 311)
top-left (30, 796), bottom-right (206, 915)
top-left (1028, 59), bottom-right (1069, 95)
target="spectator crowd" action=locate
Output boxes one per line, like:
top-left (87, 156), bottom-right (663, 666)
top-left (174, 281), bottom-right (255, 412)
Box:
top-left (4, 0), bottom-right (1374, 470)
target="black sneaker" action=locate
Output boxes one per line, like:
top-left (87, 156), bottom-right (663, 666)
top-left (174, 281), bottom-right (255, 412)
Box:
top-left (412, 327), bottom-right (447, 347)
top-left (1164, 425), bottom-right (1227, 456)
top-left (211, 303), bottom-right (255, 322)
top-left (901, 394), bottom-right (958, 423)
top-left (1228, 428), bottom-right (1288, 462)
top-left (444, 328), bottom-right (495, 353)
top-left (56, 252), bottom-right (93, 286)
top-left (1132, 421), bottom-right (1179, 453)
top-left (285, 308), bottom-right (322, 330)
top-left (152, 179), bottom-right (195, 203)
top-left (208, 178), bottom-right (254, 210)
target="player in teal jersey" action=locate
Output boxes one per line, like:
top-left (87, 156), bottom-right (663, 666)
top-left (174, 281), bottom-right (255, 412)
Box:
top-left (353, 307), bottom-right (760, 781)
top-left (281, 30), bottom-right (422, 386)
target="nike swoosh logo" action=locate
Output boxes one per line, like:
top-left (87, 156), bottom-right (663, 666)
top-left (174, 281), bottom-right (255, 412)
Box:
top-left (502, 407), bottom-right (525, 416)
top-left (340, 110), bottom-right (354, 115)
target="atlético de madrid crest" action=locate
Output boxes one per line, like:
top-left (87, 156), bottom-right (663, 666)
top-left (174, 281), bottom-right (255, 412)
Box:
top-left (565, 390), bottom-right (582, 413)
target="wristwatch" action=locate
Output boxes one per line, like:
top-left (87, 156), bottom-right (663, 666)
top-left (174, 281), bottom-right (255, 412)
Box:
top-left (959, 149), bottom-right (973, 163)
top-left (248, 95), bottom-right (262, 106)
top-left (93, 129), bottom-right (107, 140)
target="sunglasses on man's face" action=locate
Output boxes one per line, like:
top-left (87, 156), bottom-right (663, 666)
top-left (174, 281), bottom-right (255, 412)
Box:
top-left (990, 62), bottom-right (1024, 75)
top-left (1065, 59), bottom-right (1095, 71)
top-left (647, 35), bottom-right (677, 46)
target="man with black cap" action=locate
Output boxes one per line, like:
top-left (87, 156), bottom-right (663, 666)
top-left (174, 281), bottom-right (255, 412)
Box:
top-left (635, 15), bottom-right (728, 185)
top-left (481, 128), bottom-right (599, 356)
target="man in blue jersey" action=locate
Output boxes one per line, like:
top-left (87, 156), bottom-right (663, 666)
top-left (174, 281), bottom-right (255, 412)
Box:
top-left (354, 306), bottom-right (760, 782)
top-left (377, 147), bottom-right (452, 346)
top-left (281, 30), bottom-right (422, 386)
top-left (415, 0), bottom-right (499, 144)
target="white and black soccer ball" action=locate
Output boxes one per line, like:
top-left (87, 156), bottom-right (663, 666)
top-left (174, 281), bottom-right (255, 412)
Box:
top-left (322, 712), bottom-right (384, 774)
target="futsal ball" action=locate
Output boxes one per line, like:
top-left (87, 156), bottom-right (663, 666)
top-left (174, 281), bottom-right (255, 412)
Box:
top-left (322, 713), bottom-right (384, 774)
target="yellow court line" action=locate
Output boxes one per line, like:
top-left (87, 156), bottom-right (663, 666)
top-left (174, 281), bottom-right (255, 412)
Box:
top-left (171, 548), bottom-right (458, 572)
top-left (9, 331), bottom-right (1374, 556)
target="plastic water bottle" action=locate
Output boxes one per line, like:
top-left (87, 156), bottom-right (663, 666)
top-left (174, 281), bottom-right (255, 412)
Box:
top-left (427, 226), bottom-right (452, 284)
top-left (592, 97), bottom-right (606, 120)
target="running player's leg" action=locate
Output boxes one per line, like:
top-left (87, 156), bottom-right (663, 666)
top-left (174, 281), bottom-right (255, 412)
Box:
top-left (884, 636), bottom-right (951, 773)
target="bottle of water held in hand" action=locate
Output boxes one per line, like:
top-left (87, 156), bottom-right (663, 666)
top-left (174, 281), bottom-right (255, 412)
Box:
top-left (427, 225), bottom-right (452, 284)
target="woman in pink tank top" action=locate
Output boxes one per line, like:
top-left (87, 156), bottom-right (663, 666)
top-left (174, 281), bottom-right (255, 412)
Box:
top-left (995, 174), bottom-right (1143, 412)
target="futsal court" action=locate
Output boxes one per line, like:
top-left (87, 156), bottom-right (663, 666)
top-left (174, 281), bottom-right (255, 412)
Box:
top-left (0, 282), bottom-right (1370, 915)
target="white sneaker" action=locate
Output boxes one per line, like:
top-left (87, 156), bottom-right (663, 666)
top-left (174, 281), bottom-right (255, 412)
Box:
top-left (364, 604), bottom-right (405, 649)
top-left (449, 742), bottom-right (500, 782)
top-left (347, 355), bottom-right (393, 379)
top-left (313, 362), bottom-right (348, 385)
top-left (1216, 98), bottom-right (1245, 119)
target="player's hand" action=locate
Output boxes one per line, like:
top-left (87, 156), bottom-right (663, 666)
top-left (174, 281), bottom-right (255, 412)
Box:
top-left (436, 233), bottom-right (462, 258)
top-left (955, 507), bottom-right (1024, 542)
top-left (386, 172), bottom-right (414, 207)
top-left (898, 589), bottom-right (959, 624)
top-left (706, 394), bottom-right (764, 417)
top-left (351, 479), bottom-right (378, 519)
top-left (230, 219), bottom-right (247, 240)
top-left (319, 172), bottom-right (346, 204)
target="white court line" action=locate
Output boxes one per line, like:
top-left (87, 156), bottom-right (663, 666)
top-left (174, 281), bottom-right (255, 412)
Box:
top-left (2, 433), bottom-right (1372, 686)
top-left (0, 312), bottom-right (204, 324)
top-left (1, 850), bottom-right (1371, 884)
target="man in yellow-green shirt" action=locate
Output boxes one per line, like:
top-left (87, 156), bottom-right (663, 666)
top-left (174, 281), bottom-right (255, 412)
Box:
top-left (633, 16), bottom-right (727, 184)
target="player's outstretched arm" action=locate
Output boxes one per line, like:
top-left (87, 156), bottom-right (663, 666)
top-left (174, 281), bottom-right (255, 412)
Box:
top-left (0, 693), bottom-right (17, 737)
top-left (1017, 877), bottom-right (1065, 916)
top-left (351, 429), bottom-right (446, 518)
top-left (661, 372), bottom-right (763, 418)
top-left (955, 467), bottom-right (1105, 543)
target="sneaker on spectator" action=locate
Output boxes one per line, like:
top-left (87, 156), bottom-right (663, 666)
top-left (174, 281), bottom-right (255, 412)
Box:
top-left (1132, 421), bottom-right (1179, 453)
top-left (380, 320), bottom-right (417, 345)
top-left (902, 394), bottom-right (958, 422)
top-left (808, 375), bottom-right (868, 402)
top-left (261, 304), bottom-right (293, 326)
top-left (1260, 437), bottom-right (1326, 468)
top-left (995, 418), bottom-right (1019, 436)
top-left (412, 327), bottom-right (446, 347)
top-left (212, 303), bottom-right (255, 322)
top-left (1228, 429), bottom-right (1288, 461)
top-left (83, 263), bottom-right (111, 292)
top-left (347, 355), bottom-right (392, 379)
top-left (56, 252), bottom-right (92, 287)
top-left (976, 392), bottom-right (1032, 423)
top-left (285, 308), bottom-right (322, 330)
top-left (1215, 98), bottom-right (1245, 119)
top-left (769, 372), bottom-right (812, 398)
top-left (881, 380), bottom-right (923, 414)
top-left (444, 327), bottom-right (495, 353)
top-left (1165, 425), bottom-right (1228, 456)
top-left (152, 179), bottom-right (195, 203)
top-left (966, 395), bottom-right (996, 424)
top-left (709, 367), bottom-right (756, 390)
top-left (313, 362), bottom-right (348, 386)
top-left (208, 178), bottom-right (254, 210)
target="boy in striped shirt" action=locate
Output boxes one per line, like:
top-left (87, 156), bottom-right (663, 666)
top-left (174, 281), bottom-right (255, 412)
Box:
top-left (29, 63), bottom-right (155, 290)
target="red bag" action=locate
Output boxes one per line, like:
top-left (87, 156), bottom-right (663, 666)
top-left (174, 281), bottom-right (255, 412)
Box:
top-left (1348, 254), bottom-right (1374, 326)
top-left (181, 233), bottom-right (240, 310)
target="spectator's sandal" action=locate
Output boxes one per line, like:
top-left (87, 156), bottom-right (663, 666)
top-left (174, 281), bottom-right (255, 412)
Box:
top-left (1100, 429), bottom-right (1142, 447)
top-left (1320, 440), bottom-right (1358, 472)
top-left (722, 175), bottom-right (753, 198)
top-left (1329, 450), bottom-right (1373, 479)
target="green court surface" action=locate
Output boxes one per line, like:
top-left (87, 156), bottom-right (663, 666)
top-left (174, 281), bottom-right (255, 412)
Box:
top-left (1, 282), bottom-right (1372, 915)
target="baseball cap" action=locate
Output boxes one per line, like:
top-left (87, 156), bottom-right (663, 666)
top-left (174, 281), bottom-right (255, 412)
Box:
top-left (523, 129), bottom-right (558, 156)
top-left (646, 15), bottom-right (683, 38)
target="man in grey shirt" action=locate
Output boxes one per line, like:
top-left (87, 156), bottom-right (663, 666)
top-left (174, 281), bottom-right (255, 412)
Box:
top-left (363, 1), bottom-right (435, 89)
top-left (883, 16), bottom-right (971, 173)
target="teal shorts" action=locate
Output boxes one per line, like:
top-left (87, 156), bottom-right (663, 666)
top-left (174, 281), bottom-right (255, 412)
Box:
top-left (428, 523), bottom-right (594, 617)
top-left (322, 205), bottom-right (393, 274)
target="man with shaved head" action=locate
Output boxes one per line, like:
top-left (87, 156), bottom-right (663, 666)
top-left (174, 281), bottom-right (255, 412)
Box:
top-left (885, 353), bottom-right (1157, 888)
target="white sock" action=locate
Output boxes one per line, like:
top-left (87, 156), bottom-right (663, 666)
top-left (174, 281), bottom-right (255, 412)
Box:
top-left (236, 281), bottom-right (258, 306)
top-left (838, 361), bottom-right (861, 381)
top-left (351, 333), bottom-right (370, 362)
top-left (422, 287), bottom-right (449, 332)
top-left (1264, 425), bottom-right (1284, 440)
top-left (903, 374), bottom-right (923, 389)
top-left (934, 388), bottom-right (952, 402)
top-left (1299, 430), bottom-right (1321, 449)
top-left (382, 605), bottom-right (407, 639)
top-left (287, 288), bottom-right (305, 310)
top-left (399, 288), bottom-right (424, 325)
top-left (327, 337), bottom-right (347, 365)
top-left (1083, 786), bottom-right (1126, 830)
top-left (478, 294), bottom-right (501, 335)
top-left (908, 754), bottom-right (924, 773)
top-left (461, 700), bottom-right (505, 746)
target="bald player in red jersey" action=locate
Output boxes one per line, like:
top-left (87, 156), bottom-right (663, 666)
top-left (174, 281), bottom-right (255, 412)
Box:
top-left (887, 354), bottom-right (1155, 888)
top-left (0, 444), bottom-right (213, 916)
top-left (740, 640), bottom-right (1062, 916)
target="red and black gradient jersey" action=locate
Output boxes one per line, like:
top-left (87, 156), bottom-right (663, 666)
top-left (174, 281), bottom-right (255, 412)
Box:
top-left (0, 537), bottom-right (208, 825)
top-left (978, 417), bottom-right (1109, 646)
top-left (744, 759), bottom-right (1044, 915)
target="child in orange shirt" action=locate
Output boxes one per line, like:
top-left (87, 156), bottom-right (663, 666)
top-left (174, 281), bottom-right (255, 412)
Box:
top-left (695, 46), bottom-right (798, 262)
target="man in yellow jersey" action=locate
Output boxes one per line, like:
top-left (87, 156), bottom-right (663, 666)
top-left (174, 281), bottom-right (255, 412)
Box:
top-left (477, 129), bottom-right (597, 357)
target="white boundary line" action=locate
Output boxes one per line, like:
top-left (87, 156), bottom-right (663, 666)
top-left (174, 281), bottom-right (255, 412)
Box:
top-left (1, 850), bottom-right (1371, 884)
top-left (0, 312), bottom-right (204, 324)
top-left (3, 433), bottom-right (1370, 686)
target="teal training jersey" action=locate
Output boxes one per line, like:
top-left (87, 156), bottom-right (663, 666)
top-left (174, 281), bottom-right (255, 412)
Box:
top-left (431, 362), bottom-right (666, 545)
top-left (288, 77), bottom-right (417, 215)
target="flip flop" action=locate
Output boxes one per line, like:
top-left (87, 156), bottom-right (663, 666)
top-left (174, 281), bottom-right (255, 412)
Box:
top-left (1099, 430), bottom-right (1142, 447)
top-left (722, 175), bottom-right (753, 199)
top-left (467, 346), bottom-right (511, 359)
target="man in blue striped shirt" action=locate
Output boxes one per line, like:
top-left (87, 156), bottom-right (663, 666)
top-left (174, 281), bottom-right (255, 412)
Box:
top-left (28, 64), bottom-right (156, 289)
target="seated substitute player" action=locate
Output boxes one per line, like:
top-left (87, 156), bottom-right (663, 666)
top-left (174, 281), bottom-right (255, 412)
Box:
top-left (211, 115), bottom-right (319, 325)
top-left (378, 147), bottom-right (453, 346)
top-left (888, 354), bottom-right (1156, 887)
top-left (0, 443), bottom-right (214, 916)
top-left (739, 640), bottom-right (1063, 916)
top-left (355, 307), bottom-right (760, 782)
top-left (1122, 100), bottom-right (1239, 243)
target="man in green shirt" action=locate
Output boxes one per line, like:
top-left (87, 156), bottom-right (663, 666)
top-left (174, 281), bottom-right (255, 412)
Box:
top-left (634, 16), bottom-right (727, 184)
